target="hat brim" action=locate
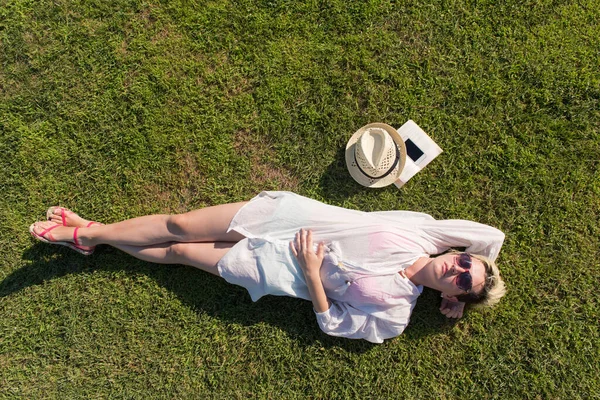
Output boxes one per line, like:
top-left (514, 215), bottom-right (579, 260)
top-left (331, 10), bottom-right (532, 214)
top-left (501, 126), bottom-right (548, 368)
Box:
top-left (345, 123), bottom-right (407, 188)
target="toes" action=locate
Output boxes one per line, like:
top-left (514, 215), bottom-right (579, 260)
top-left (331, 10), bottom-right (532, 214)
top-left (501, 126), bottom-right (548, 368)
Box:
top-left (32, 221), bottom-right (57, 234)
top-left (47, 206), bottom-right (62, 220)
top-left (38, 220), bottom-right (56, 229)
top-left (47, 206), bottom-right (79, 226)
top-left (44, 207), bottom-right (95, 229)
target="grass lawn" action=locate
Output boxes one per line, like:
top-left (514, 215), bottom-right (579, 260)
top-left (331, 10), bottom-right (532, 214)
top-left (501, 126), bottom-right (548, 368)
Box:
top-left (1, 0), bottom-right (599, 398)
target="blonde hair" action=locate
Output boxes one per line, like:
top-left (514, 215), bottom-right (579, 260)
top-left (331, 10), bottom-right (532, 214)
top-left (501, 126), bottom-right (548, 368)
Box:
top-left (449, 251), bottom-right (507, 307)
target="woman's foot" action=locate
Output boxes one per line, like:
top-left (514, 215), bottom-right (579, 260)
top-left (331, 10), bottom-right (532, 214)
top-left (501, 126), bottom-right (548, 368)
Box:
top-left (30, 220), bottom-right (95, 255)
top-left (46, 206), bottom-right (103, 228)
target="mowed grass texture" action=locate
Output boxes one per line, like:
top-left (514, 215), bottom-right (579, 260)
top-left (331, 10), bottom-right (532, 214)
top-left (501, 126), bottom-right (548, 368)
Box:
top-left (1, 0), bottom-right (599, 398)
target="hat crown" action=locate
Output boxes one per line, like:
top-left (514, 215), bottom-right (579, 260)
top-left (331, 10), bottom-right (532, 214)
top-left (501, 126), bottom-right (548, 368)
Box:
top-left (355, 128), bottom-right (398, 178)
top-left (345, 122), bottom-right (407, 188)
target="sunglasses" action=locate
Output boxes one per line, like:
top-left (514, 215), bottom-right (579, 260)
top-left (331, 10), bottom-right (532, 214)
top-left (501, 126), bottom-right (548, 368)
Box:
top-left (455, 253), bottom-right (473, 292)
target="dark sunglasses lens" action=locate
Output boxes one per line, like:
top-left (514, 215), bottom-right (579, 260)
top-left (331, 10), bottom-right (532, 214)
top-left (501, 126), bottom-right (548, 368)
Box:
top-left (457, 272), bottom-right (472, 291)
top-left (458, 253), bottom-right (472, 269)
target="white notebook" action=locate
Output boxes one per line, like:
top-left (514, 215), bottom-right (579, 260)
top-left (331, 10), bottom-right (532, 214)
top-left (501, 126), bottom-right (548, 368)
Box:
top-left (394, 120), bottom-right (443, 188)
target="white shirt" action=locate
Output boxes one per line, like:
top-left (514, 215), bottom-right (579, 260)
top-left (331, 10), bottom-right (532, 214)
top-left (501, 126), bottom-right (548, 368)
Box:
top-left (217, 191), bottom-right (505, 343)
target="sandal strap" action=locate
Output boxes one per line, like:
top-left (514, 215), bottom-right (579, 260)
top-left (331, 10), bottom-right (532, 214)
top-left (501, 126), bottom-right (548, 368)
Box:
top-left (72, 227), bottom-right (94, 251)
top-left (60, 207), bottom-right (67, 227)
top-left (39, 224), bottom-right (61, 240)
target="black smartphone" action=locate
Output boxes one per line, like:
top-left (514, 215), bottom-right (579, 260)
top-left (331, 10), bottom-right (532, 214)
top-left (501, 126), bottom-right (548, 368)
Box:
top-left (405, 139), bottom-right (425, 163)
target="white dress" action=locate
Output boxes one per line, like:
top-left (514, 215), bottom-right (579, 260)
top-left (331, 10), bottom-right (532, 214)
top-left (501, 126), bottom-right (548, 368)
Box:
top-left (217, 191), bottom-right (505, 343)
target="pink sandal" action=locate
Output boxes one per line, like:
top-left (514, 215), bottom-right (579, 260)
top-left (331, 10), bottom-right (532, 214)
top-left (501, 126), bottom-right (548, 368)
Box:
top-left (29, 222), bottom-right (96, 256)
top-left (46, 206), bottom-right (103, 228)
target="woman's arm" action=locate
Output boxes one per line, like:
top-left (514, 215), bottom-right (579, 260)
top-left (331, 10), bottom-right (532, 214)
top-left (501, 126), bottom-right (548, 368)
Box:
top-left (290, 229), bottom-right (330, 313)
top-left (290, 229), bottom-right (408, 343)
top-left (419, 220), bottom-right (505, 262)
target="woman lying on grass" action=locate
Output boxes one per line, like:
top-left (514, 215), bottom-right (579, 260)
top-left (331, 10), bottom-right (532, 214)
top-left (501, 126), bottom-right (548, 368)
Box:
top-left (30, 191), bottom-right (506, 343)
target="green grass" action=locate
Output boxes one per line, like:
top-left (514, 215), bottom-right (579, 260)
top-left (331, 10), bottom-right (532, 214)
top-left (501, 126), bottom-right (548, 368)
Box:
top-left (1, 0), bottom-right (599, 397)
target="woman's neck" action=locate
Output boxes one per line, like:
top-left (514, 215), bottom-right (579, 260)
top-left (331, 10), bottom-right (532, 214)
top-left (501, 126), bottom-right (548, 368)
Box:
top-left (403, 256), bottom-right (431, 286)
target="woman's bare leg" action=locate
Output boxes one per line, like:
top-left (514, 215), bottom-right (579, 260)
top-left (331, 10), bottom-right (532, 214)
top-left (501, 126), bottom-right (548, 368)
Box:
top-left (44, 207), bottom-right (235, 274)
top-left (114, 242), bottom-right (235, 276)
top-left (33, 202), bottom-right (248, 247)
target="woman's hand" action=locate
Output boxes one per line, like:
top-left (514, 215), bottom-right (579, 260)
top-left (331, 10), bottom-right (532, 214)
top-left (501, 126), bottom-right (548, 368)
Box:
top-left (290, 229), bottom-right (326, 278)
top-left (290, 229), bottom-right (330, 313)
top-left (439, 298), bottom-right (465, 319)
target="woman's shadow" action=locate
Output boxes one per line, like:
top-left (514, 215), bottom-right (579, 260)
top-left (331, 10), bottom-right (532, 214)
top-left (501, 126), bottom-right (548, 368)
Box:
top-left (8, 244), bottom-right (457, 352)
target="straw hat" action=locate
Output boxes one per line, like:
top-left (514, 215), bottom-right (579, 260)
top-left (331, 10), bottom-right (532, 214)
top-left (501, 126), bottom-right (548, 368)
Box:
top-left (345, 123), bottom-right (407, 188)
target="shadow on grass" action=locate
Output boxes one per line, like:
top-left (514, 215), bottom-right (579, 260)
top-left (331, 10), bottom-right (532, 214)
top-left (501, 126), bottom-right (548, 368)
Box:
top-left (6, 244), bottom-right (457, 352)
top-left (316, 144), bottom-right (410, 203)
top-left (317, 146), bottom-right (365, 201)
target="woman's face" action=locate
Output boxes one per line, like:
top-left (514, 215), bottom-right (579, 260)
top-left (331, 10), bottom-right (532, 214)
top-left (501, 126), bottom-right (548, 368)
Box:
top-left (422, 253), bottom-right (487, 297)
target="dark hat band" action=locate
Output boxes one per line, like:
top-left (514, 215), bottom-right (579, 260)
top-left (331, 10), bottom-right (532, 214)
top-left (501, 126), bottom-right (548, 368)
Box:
top-left (354, 144), bottom-right (400, 180)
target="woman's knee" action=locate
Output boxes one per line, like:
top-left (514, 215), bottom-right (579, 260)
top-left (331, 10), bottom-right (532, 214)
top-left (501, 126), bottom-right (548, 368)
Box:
top-left (165, 242), bottom-right (222, 276)
top-left (165, 214), bottom-right (190, 237)
top-left (166, 242), bottom-right (191, 262)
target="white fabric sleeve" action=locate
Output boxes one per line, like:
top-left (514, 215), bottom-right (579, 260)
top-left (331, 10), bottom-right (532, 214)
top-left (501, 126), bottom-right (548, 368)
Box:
top-left (370, 210), bottom-right (435, 221)
top-left (314, 301), bottom-right (406, 344)
top-left (418, 219), bottom-right (505, 261)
